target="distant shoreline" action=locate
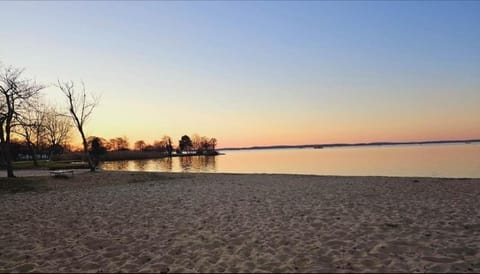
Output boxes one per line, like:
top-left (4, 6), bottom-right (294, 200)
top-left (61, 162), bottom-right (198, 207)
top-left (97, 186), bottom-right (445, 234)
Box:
top-left (218, 139), bottom-right (480, 151)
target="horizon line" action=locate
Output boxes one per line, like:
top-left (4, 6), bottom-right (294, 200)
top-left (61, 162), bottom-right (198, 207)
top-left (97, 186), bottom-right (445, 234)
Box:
top-left (218, 138), bottom-right (480, 150)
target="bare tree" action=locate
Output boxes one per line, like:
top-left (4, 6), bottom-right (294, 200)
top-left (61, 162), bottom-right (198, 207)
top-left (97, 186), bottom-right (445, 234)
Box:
top-left (0, 65), bottom-right (43, 177)
top-left (57, 81), bottom-right (98, 172)
top-left (44, 107), bottom-right (72, 160)
top-left (134, 140), bottom-right (146, 151)
top-left (191, 134), bottom-right (202, 152)
top-left (209, 138), bottom-right (217, 151)
top-left (108, 138), bottom-right (118, 151)
top-left (15, 103), bottom-right (47, 166)
top-left (162, 135), bottom-right (173, 157)
top-left (116, 136), bottom-right (129, 151)
top-left (153, 135), bottom-right (173, 156)
top-left (110, 136), bottom-right (129, 151)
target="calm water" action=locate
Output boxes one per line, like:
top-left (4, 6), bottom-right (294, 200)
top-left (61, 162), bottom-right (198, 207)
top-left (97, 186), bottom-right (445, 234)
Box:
top-left (100, 143), bottom-right (480, 178)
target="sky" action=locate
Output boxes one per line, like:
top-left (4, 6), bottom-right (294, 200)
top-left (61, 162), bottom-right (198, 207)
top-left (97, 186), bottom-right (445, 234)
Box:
top-left (1, 1), bottom-right (479, 148)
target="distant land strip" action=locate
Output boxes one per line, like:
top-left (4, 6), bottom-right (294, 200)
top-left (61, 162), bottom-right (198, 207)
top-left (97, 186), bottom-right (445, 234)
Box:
top-left (218, 139), bottom-right (480, 151)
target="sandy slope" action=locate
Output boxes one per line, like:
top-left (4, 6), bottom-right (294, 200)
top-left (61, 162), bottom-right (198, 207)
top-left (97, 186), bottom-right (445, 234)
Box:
top-left (0, 171), bottom-right (479, 273)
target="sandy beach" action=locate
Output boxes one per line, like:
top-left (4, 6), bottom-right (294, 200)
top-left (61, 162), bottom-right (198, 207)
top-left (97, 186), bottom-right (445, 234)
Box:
top-left (0, 171), bottom-right (479, 273)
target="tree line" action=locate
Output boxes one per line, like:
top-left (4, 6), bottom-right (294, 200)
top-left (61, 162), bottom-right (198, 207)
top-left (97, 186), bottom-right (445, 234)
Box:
top-left (0, 62), bottom-right (218, 178)
top-left (87, 134), bottom-right (217, 157)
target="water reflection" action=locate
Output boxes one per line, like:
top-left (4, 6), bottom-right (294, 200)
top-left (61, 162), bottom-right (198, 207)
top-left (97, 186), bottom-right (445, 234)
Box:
top-left (158, 157), bottom-right (173, 171)
top-left (100, 144), bottom-right (480, 178)
top-left (101, 155), bottom-right (217, 173)
top-left (180, 156), bottom-right (193, 171)
top-left (179, 156), bottom-right (216, 172)
top-left (132, 159), bottom-right (148, 171)
top-left (105, 160), bottom-right (128, 171)
top-left (192, 156), bottom-right (216, 172)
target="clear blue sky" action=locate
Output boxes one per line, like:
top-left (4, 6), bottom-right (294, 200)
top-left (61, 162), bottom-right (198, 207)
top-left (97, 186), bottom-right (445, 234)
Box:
top-left (1, 1), bottom-right (479, 147)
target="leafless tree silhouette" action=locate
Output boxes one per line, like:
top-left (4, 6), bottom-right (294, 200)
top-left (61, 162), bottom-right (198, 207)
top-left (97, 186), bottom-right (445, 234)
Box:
top-left (134, 140), bottom-right (146, 151)
top-left (44, 107), bottom-right (72, 160)
top-left (110, 136), bottom-right (129, 151)
top-left (15, 103), bottom-right (47, 166)
top-left (58, 80), bottom-right (99, 171)
top-left (0, 65), bottom-right (43, 177)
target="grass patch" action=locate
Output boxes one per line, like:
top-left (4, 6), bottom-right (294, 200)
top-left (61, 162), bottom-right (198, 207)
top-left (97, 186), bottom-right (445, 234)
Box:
top-left (0, 177), bottom-right (50, 194)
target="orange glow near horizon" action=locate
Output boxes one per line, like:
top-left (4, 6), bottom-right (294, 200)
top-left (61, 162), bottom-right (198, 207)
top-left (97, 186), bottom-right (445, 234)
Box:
top-left (68, 97), bottom-right (480, 149)
top-left (72, 121), bottom-right (480, 149)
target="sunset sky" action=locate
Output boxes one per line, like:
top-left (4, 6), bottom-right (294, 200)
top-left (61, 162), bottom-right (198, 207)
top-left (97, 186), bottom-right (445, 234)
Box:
top-left (1, 2), bottom-right (479, 148)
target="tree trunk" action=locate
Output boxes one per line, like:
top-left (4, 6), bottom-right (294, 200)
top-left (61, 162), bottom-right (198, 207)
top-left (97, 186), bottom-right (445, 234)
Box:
top-left (32, 148), bottom-right (38, 167)
top-left (1, 142), bottom-right (15, 178)
top-left (79, 129), bottom-right (95, 172)
top-left (6, 163), bottom-right (14, 177)
top-left (26, 142), bottom-right (38, 166)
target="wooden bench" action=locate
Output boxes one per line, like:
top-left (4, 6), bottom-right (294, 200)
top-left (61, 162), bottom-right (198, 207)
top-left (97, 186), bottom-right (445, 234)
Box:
top-left (50, 170), bottom-right (74, 178)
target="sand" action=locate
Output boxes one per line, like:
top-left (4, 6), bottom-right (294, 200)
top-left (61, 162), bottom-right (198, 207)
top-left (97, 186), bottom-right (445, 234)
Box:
top-left (0, 171), bottom-right (479, 273)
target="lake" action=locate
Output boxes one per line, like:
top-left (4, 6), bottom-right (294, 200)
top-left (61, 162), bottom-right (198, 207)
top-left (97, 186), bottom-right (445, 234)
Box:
top-left (100, 143), bottom-right (480, 178)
